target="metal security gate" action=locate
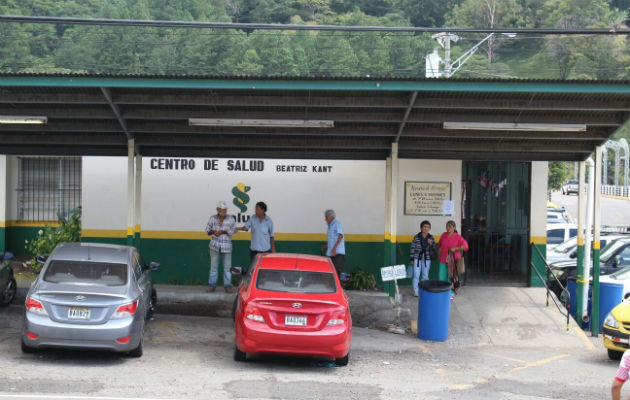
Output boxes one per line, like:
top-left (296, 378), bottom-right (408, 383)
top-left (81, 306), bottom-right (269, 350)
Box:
top-left (462, 162), bottom-right (530, 286)
top-left (17, 157), bottom-right (81, 221)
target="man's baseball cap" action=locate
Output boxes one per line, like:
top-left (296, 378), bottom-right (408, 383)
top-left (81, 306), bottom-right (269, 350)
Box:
top-left (216, 201), bottom-right (228, 209)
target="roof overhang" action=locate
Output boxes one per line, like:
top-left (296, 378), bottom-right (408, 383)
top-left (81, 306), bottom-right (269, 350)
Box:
top-left (0, 74), bottom-right (628, 161)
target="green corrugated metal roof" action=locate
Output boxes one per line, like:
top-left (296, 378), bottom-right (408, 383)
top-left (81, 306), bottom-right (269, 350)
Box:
top-left (0, 73), bottom-right (628, 94)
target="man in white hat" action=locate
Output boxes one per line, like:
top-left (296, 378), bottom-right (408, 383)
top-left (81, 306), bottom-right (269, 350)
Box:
top-left (205, 201), bottom-right (236, 292)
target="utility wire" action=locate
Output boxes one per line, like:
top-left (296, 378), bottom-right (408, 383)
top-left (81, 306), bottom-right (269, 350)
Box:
top-left (0, 14), bottom-right (629, 35)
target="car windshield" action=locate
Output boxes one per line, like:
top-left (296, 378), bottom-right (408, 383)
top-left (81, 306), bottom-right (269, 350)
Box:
top-left (608, 266), bottom-right (630, 280)
top-left (256, 269), bottom-right (337, 294)
top-left (601, 240), bottom-right (630, 263)
top-left (555, 237), bottom-right (578, 252)
top-left (43, 260), bottom-right (128, 286)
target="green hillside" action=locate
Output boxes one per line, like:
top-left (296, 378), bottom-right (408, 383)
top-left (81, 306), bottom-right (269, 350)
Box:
top-left (0, 0), bottom-right (627, 79)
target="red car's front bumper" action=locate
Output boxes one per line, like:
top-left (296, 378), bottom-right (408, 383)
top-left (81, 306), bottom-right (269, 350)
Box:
top-left (236, 318), bottom-right (351, 359)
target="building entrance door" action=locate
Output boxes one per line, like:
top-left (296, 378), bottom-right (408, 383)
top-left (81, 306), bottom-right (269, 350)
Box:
top-left (461, 162), bottom-right (530, 286)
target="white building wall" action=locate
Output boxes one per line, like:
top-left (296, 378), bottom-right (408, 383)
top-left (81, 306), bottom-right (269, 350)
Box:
top-left (83, 157), bottom-right (386, 236)
top-left (397, 159), bottom-right (462, 239)
top-left (82, 157), bottom-right (128, 232)
top-left (530, 161), bottom-right (549, 242)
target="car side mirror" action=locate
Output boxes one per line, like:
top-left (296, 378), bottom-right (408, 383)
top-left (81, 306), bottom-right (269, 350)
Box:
top-left (614, 255), bottom-right (622, 267)
top-left (230, 266), bottom-right (243, 276)
top-left (570, 253), bottom-right (576, 259)
top-left (625, 292), bottom-right (630, 300)
top-left (149, 261), bottom-right (160, 271)
top-left (36, 255), bottom-right (47, 264)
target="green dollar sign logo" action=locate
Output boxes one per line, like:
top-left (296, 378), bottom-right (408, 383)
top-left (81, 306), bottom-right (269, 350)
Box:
top-left (232, 182), bottom-right (251, 213)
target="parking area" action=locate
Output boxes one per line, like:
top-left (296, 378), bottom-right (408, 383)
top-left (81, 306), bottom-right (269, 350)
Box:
top-left (0, 285), bottom-right (622, 400)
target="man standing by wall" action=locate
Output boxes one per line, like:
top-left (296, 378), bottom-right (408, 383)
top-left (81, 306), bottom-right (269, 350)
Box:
top-left (237, 201), bottom-right (275, 264)
top-left (322, 209), bottom-right (345, 277)
top-left (205, 201), bottom-right (236, 293)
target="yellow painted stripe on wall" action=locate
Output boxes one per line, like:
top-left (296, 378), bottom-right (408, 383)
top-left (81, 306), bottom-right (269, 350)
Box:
top-left (82, 229), bottom-right (127, 238)
top-left (578, 237), bottom-right (585, 246)
top-left (135, 225), bottom-right (141, 233)
top-left (530, 236), bottom-right (546, 245)
top-left (0, 221), bottom-right (5, 228)
top-left (593, 241), bottom-right (600, 250)
top-left (6, 220), bottom-right (59, 228)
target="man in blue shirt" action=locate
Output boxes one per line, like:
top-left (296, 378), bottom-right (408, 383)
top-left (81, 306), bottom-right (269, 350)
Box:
top-left (322, 209), bottom-right (345, 277)
top-left (237, 201), bottom-right (275, 264)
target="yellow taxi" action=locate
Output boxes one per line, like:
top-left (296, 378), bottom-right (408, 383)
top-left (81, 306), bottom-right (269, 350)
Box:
top-left (603, 299), bottom-right (630, 360)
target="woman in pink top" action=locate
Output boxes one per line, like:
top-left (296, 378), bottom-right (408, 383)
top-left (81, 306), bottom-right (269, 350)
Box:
top-left (437, 220), bottom-right (469, 291)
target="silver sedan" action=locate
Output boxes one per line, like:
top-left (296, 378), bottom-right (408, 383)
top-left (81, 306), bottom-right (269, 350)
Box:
top-left (22, 242), bottom-right (159, 357)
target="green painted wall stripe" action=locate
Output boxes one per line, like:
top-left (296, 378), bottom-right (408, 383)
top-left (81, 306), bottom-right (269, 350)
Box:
top-left (530, 243), bottom-right (546, 287)
top-left (0, 76), bottom-right (628, 93)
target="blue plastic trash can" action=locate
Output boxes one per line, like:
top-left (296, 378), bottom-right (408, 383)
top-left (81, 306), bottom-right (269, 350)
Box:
top-left (418, 280), bottom-right (452, 341)
top-left (599, 280), bottom-right (624, 333)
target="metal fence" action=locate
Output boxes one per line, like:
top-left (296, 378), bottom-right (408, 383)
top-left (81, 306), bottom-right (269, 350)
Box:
top-left (602, 185), bottom-right (630, 198)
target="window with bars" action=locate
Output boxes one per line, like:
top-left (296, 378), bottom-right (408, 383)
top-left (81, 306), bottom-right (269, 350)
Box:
top-left (17, 157), bottom-right (82, 221)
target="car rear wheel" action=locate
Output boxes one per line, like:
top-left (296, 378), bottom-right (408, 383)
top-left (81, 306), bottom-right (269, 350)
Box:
top-left (234, 345), bottom-right (246, 362)
top-left (0, 276), bottom-right (16, 306)
top-left (21, 339), bottom-right (36, 354)
top-left (608, 349), bottom-right (623, 360)
top-left (335, 352), bottom-right (349, 366)
top-left (128, 339), bottom-right (143, 358)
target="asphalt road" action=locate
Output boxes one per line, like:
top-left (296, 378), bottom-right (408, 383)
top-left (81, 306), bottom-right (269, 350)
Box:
top-left (550, 191), bottom-right (630, 227)
top-left (0, 299), bottom-right (624, 400)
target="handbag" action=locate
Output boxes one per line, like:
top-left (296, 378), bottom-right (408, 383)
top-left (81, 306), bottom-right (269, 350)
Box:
top-left (456, 255), bottom-right (466, 274)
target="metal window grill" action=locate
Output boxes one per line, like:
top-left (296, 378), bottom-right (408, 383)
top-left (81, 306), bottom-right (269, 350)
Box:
top-left (17, 157), bottom-right (82, 221)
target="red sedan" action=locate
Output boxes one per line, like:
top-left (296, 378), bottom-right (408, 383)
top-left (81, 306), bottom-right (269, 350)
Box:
top-left (233, 253), bottom-right (352, 366)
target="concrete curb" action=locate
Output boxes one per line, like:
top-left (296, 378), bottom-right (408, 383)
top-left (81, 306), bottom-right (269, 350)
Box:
top-left (15, 281), bottom-right (409, 330)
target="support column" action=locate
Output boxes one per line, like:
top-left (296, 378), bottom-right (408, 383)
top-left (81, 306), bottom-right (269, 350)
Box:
top-left (0, 156), bottom-right (7, 253)
top-left (592, 147), bottom-right (603, 336)
top-left (576, 161), bottom-right (586, 324)
top-left (134, 153), bottom-right (142, 249)
top-left (390, 143), bottom-right (398, 266)
top-left (383, 145), bottom-right (399, 296)
top-left (384, 157), bottom-right (392, 270)
top-left (126, 139), bottom-right (135, 246)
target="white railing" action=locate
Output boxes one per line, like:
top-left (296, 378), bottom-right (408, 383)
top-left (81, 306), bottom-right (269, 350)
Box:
top-left (602, 185), bottom-right (630, 198)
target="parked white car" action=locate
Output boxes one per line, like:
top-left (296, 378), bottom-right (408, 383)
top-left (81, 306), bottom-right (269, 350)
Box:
top-left (562, 179), bottom-right (579, 195)
top-left (547, 224), bottom-right (578, 250)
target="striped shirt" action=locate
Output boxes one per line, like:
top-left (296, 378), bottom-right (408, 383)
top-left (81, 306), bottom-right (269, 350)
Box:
top-left (616, 350), bottom-right (630, 382)
top-left (205, 214), bottom-right (236, 253)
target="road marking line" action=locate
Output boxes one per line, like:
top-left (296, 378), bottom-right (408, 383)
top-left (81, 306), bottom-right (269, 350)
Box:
top-left (466, 349), bottom-right (528, 365)
top-left (509, 354), bottom-right (570, 373)
top-left (574, 325), bottom-right (597, 350)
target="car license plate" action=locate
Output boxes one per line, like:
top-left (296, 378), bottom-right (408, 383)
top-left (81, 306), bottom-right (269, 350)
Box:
top-left (285, 315), bottom-right (307, 326)
top-left (68, 307), bottom-right (91, 320)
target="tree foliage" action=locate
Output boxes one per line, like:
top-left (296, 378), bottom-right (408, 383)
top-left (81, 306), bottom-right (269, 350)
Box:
top-left (0, 0), bottom-right (627, 79)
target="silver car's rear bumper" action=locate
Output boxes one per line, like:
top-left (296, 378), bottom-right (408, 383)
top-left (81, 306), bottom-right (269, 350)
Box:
top-left (23, 312), bottom-right (143, 352)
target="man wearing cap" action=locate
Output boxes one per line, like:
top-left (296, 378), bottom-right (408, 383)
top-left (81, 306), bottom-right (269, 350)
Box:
top-left (205, 201), bottom-right (237, 293)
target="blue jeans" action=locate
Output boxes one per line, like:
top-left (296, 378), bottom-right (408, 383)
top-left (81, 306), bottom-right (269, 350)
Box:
top-left (413, 258), bottom-right (431, 295)
top-left (209, 249), bottom-right (232, 288)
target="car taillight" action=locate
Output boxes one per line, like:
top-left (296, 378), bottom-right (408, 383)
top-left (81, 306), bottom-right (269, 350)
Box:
top-left (326, 310), bottom-right (346, 326)
top-left (112, 299), bottom-right (139, 319)
top-left (25, 297), bottom-right (47, 316)
top-left (244, 304), bottom-right (265, 323)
